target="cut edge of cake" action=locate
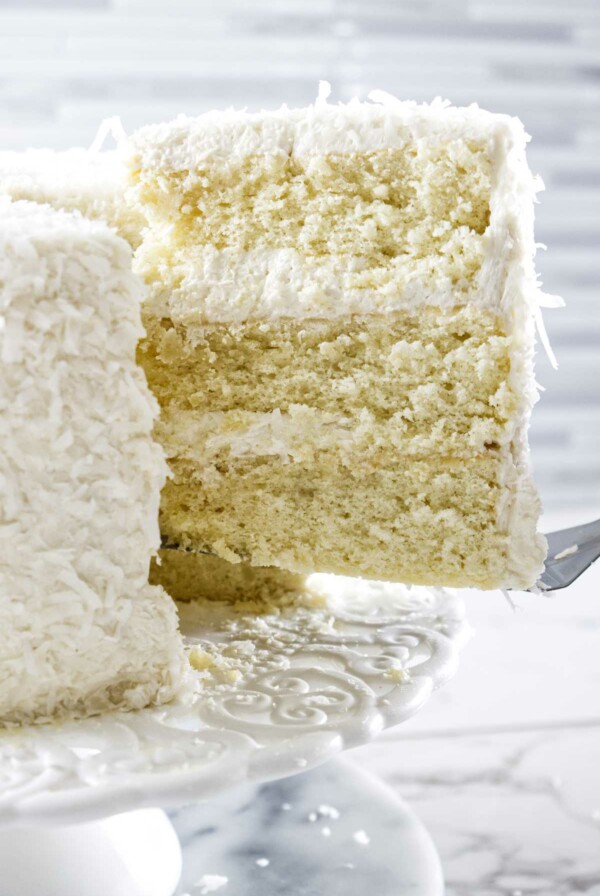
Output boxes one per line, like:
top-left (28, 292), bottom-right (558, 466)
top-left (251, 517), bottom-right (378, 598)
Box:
top-left (128, 91), bottom-right (555, 591)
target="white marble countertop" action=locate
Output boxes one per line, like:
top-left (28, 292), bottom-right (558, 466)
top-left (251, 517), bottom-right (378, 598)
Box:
top-left (350, 510), bottom-right (600, 895)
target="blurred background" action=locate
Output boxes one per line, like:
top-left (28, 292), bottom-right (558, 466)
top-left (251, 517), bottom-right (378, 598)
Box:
top-left (1, 0), bottom-right (598, 518)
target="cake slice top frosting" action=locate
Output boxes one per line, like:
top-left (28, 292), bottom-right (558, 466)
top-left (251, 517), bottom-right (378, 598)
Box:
top-left (126, 91), bottom-right (553, 341)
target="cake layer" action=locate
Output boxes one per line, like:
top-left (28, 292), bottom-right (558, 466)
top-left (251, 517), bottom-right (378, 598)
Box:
top-left (151, 550), bottom-right (308, 605)
top-left (143, 307), bottom-right (512, 415)
top-left (128, 96), bottom-right (513, 206)
top-left (159, 450), bottom-right (536, 589)
top-left (133, 144), bottom-right (490, 260)
top-left (132, 138), bottom-right (492, 323)
top-left (141, 309), bottom-right (518, 455)
top-left (0, 199), bottom-right (185, 725)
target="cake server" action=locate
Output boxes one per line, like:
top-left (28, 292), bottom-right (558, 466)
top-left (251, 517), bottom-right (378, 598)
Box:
top-left (532, 517), bottom-right (600, 592)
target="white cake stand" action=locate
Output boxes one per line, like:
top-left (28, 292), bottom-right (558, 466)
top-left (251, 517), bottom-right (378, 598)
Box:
top-left (0, 576), bottom-right (467, 895)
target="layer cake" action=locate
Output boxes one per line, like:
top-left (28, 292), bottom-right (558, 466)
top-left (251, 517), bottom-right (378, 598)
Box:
top-left (0, 90), bottom-right (551, 599)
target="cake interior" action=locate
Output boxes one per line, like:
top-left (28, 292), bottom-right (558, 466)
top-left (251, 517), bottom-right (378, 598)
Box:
top-left (141, 306), bottom-right (518, 589)
top-left (133, 124), bottom-right (539, 590)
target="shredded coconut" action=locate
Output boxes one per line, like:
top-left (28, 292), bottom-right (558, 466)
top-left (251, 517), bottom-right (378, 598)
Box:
top-left (0, 199), bottom-right (185, 724)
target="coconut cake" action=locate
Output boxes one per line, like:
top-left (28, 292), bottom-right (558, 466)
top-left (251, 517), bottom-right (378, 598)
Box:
top-left (0, 90), bottom-right (551, 598)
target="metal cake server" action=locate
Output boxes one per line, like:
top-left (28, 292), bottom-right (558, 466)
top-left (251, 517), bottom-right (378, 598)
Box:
top-left (532, 517), bottom-right (600, 592)
top-left (162, 518), bottom-right (600, 594)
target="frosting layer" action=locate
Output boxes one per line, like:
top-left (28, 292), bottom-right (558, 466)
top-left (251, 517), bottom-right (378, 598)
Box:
top-left (139, 245), bottom-right (490, 325)
top-left (129, 95), bottom-right (519, 172)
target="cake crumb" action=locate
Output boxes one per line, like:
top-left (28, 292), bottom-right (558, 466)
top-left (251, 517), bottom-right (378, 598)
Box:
top-left (187, 646), bottom-right (242, 684)
top-left (188, 647), bottom-right (212, 672)
top-left (212, 540), bottom-right (242, 565)
top-left (384, 666), bottom-right (411, 683)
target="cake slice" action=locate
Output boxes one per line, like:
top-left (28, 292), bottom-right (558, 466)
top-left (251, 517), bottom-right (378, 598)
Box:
top-left (0, 92), bottom-right (550, 594)
top-left (0, 199), bottom-right (185, 725)
top-left (129, 93), bottom-right (548, 590)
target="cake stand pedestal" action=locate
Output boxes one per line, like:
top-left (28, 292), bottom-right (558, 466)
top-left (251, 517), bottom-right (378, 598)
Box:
top-left (0, 578), bottom-right (467, 895)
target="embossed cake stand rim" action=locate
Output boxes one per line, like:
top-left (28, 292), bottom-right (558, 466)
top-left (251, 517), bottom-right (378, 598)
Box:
top-left (0, 584), bottom-right (468, 827)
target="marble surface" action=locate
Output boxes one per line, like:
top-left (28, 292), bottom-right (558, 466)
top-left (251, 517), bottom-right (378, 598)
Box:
top-left (353, 727), bottom-right (600, 896)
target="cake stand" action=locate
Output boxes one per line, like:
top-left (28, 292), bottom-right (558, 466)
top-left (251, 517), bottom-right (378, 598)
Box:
top-left (0, 575), bottom-right (468, 895)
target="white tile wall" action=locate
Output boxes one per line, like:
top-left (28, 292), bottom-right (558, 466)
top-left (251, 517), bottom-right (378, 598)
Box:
top-left (1, 0), bottom-right (598, 514)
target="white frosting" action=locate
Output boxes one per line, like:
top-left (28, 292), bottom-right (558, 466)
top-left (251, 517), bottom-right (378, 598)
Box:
top-left (130, 95), bottom-right (514, 170)
top-left (141, 245), bottom-right (488, 327)
top-left (159, 408), bottom-right (360, 466)
top-left (0, 199), bottom-right (185, 724)
top-left (504, 447), bottom-right (547, 589)
top-left (158, 406), bottom-right (510, 465)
